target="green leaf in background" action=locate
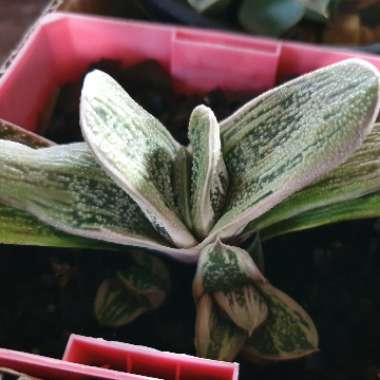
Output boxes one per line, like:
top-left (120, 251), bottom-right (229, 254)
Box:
top-left (299, 0), bottom-right (331, 17)
top-left (238, 0), bottom-right (305, 37)
top-left (187, 0), bottom-right (231, 14)
top-left (80, 70), bottom-right (197, 249)
top-left (240, 123), bottom-right (380, 241)
top-left (189, 105), bottom-right (229, 239)
top-left (214, 59), bottom-right (380, 242)
top-left (195, 293), bottom-right (247, 361)
top-left (243, 284), bottom-right (318, 361)
top-left (95, 251), bottom-right (170, 327)
top-left (262, 192), bottom-right (380, 240)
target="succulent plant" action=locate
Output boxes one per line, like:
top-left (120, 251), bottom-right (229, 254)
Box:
top-left (1, 59), bottom-right (380, 362)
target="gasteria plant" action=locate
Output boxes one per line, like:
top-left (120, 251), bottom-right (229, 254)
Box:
top-left (0, 59), bottom-right (380, 362)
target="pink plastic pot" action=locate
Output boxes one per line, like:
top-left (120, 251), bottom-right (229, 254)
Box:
top-left (0, 334), bottom-right (238, 379)
top-left (63, 335), bottom-right (239, 380)
top-left (2, 12), bottom-right (380, 131)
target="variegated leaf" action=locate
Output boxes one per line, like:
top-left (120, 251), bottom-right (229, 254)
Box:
top-left (214, 285), bottom-right (268, 334)
top-left (243, 284), bottom-right (318, 361)
top-left (189, 105), bottom-right (229, 238)
top-left (0, 203), bottom-right (110, 250)
top-left (194, 241), bottom-right (267, 333)
top-left (0, 121), bottom-right (107, 250)
top-left (262, 191), bottom-right (380, 239)
top-left (212, 59), bottom-right (380, 241)
top-left (95, 251), bottom-right (169, 327)
top-left (0, 140), bottom-right (182, 253)
top-left (195, 294), bottom-right (247, 361)
top-left (80, 70), bottom-right (197, 248)
top-left (240, 123), bottom-right (380, 241)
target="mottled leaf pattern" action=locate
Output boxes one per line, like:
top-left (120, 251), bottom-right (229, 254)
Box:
top-left (195, 294), bottom-right (247, 361)
top-left (0, 141), bottom-right (174, 252)
top-left (95, 251), bottom-right (170, 327)
top-left (194, 241), bottom-right (267, 333)
top-left (80, 70), bottom-right (197, 248)
top-left (241, 123), bottom-right (380, 240)
top-left (189, 105), bottom-right (228, 238)
top-left (243, 284), bottom-right (318, 361)
top-left (213, 59), bottom-right (380, 240)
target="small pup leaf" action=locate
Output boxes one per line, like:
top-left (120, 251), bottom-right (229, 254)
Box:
top-left (214, 59), bottom-right (380, 241)
top-left (189, 105), bottom-right (229, 238)
top-left (194, 241), bottom-right (267, 334)
top-left (243, 284), bottom-right (319, 361)
top-left (80, 70), bottom-right (197, 248)
top-left (195, 294), bottom-right (247, 361)
top-left (95, 252), bottom-right (170, 327)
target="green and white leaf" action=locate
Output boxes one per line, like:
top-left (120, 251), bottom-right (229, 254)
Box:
top-left (240, 123), bottom-right (380, 241)
top-left (80, 70), bottom-right (197, 248)
top-left (262, 191), bottom-right (380, 239)
top-left (243, 284), bottom-right (318, 361)
top-left (194, 241), bottom-right (267, 333)
top-left (212, 59), bottom-right (380, 242)
top-left (0, 140), bottom-right (185, 254)
top-left (189, 105), bottom-right (228, 238)
top-left (195, 294), bottom-right (247, 361)
top-left (95, 251), bottom-right (170, 327)
top-left (0, 203), bottom-right (110, 250)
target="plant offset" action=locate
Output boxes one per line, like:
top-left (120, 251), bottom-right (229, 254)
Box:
top-left (0, 59), bottom-right (380, 362)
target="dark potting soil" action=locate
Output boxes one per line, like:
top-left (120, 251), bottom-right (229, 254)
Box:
top-left (0, 60), bottom-right (380, 380)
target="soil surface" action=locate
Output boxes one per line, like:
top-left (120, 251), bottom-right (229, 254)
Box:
top-left (1, 60), bottom-right (380, 380)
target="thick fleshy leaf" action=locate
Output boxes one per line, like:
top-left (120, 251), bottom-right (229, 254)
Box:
top-left (213, 59), bottom-right (380, 241)
top-left (193, 241), bottom-right (267, 333)
top-left (240, 123), bottom-right (380, 241)
top-left (0, 141), bottom-right (183, 253)
top-left (80, 70), bottom-right (197, 248)
top-left (262, 192), bottom-right (380, 239)
top-left (214, 285), bottom-right (268, 334)
top-left (173, 147), bottom-right (193, 230)
top-left (195, 294), bottom-right (247, 361)
top-left (239, 0), bottom-right (305, 37)
top-left (95, 251), bottom-right (169, 327)
top-left (189, 105), bottom-right (228, 238)
top-left (0, 203), bottom-right (110, 250)
top-left (243, 284), bottom-right (318, 362)
top-left (0, 122), bottom-right (112, 250)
